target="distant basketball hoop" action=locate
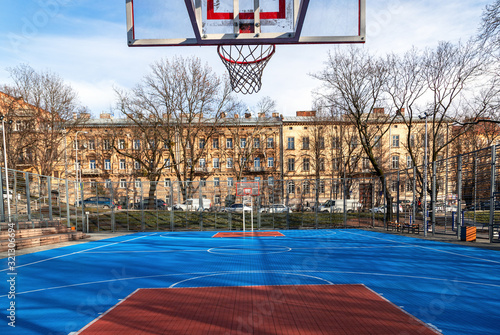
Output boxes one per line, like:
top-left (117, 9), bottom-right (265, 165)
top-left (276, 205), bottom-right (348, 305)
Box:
top-left (243, 188), bottom-right (253, 196)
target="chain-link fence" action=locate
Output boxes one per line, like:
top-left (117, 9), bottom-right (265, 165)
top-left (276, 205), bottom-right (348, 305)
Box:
top-left (1, 146), bottom-right (500, 243)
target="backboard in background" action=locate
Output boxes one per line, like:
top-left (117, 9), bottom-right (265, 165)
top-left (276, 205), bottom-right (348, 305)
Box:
top-left (126, 0), bottom-right (366, 47)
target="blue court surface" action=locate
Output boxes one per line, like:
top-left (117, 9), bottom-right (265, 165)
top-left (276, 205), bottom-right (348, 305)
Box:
top-left (1, 229), bottom-right (499, 335)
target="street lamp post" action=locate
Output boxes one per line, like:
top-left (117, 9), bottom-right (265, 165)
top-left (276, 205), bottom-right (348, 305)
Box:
top-left (0, 116), bottom-right (12, 222)
top-left (419, 113), bottom-right (429, 237)
top-left (75, 131), bottom-right (87, 207)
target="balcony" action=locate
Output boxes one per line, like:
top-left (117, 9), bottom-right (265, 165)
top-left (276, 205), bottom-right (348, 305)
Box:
top-left (194, 167), bottom-right (210, 175)
top-left (245, 166), bottom-right (266, 173)
top-left (81, 168), bottom-right (102, 176)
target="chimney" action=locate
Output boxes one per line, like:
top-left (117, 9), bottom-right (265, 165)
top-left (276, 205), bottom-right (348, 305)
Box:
top-left (296, 111), bottom-right (316, 117)
top-left (234, 114), bottom-right (239, 119)
top-left (396, 108), bottom-right (405, 116)
top-left (258, 112), bottom-right (266, 118)
top-left (100, 113), bottom-right (112, 119)
top-left (373, 108), bottom-right (384, 115)
top-left (80, 112), bottom-right (91, 119)
top-left (220, 112), bottom-right (226, 118)
top-left (244, 113), bottom-right (252, 119)
top-left (272, 112), bottom-right (279, 118)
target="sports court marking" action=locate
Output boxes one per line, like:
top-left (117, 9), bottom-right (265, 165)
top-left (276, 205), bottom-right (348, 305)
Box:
top-left (77, 284), bottom-right (439, 335)
top-left (344, 230), bottom-right (500, 264)
top-left (212, 231), bottom-right (285, 238)
top-left (207, 244), bottom-right (292, 255)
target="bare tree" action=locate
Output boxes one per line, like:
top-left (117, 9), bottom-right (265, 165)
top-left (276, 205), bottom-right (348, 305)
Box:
top-left (478, 0), bottom-right (500, 51)
top-left (116, 56), bottom-right (239, 201)
top-left (313, 47), bottom-right (395, 220)
top-left (2, 64), bottom-right (85, 177)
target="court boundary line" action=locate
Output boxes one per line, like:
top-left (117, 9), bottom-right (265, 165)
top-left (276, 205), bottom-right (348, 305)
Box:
top-left (0, 233), bottom-right (155, 272)
top-left (74, 288), bottom-right (141, 335)
top-left (344, 230), bottom-right (500, 264)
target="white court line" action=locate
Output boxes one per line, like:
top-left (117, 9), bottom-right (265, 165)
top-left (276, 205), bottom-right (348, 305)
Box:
top-left (82, 249), bottom-right (206, 254)
top-left (169, 271), bottom-right (333, 288)
top-left (4, 267), bottom-right (500, 299)
top-left (344, 230), bottom-right (500, 265)
top-left (0, 233), bottom-right (155, 272)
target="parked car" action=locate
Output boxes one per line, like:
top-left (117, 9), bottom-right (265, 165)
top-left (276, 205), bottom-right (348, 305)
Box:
top-left (134, 198), bottom-right (169, 210)
top-left (223, 203), bottom-right (252, 213)
top-left (319, 199), bottom-right (362, 213)
top-left (467, 201), bottom-right (500, 211)
top-left (175, 198), bottom-right (212, 211)
top-left (260, 204), bottom-right (291, 213)
top-left (369, 204), bottom-right (403, 213)
top-left (76, 196), bottom-right (115, 208)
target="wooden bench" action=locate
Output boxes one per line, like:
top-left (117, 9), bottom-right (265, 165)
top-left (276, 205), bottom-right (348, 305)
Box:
top-left (401, 223), bottom-right (420, 234)
top-left (387, 221), bottom-right (401, 231)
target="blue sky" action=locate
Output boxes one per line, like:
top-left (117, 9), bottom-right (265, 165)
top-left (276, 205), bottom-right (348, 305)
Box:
top-left (0, 0), bottom-right (492, 116)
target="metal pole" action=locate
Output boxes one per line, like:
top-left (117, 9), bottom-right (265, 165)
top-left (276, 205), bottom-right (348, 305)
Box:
top-left (423, 116), bottom-right (428, 237)
top-left (413, 166), bottom-right (416, 226)
top-left (432, 161), bottom-right (436, 235)
top-left (457, 154), bottom-right (463, 238)
top-left (25, 172), bottom-right (31, 222)
top-left (489, 145), bottom-right (496, 243)
top-left (0, 167), bottom-right (4, 222)
top-left (2, 119), bottom-right (11, 222)
top-left (396, 171), bottom-right (400, 223)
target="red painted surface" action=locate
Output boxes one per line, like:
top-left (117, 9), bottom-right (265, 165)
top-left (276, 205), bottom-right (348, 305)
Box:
top-left (78, 285), bottom-right (439, 335)
top-left (213, 231), bottom-right (285, 238)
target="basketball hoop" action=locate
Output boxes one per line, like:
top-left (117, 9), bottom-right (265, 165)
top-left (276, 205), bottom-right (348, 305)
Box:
top-left (243, 188), bottom-right (253, 196)
top-left (217, 44), bottom-right (276, 94)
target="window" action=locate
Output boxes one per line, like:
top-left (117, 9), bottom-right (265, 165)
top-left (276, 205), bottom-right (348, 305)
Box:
top-left (200, 179), bottom-right (206, 187)
top-left (351, 137), bottom-right (358, 148)
top-left (392, 135), bottom-right (400, 147)
top-left (135, 179), bottom-right (141, 188)
top-left (199, 138), bottom-right (205, 149)
top-left (103, 139), bottom-right (111, 150)
top-left (254, 177), bottom-right (261, 184)
top-left (405, 179), bottom-right (413, 192)
top-left (104, 159), bottom-right (111, 170)
top-left (319, 137), bottom-right (325, 149)
top-left (105, 179), bottom-right (112, 188)
top-left (164, 158), bottom-right (170, 169)
top-left (120, 179), bottom-right (127, 188)
top-left (332, 137), bottom-right (339, 148)
top-left (226, 138), bottom-right (233, 148)
top-left (227, 157), bottom-right (233, 169)
top-left (240, 138), bottom-right (246, 148)
top-left (133, 139), bottom-right (140, 150)
top-left (302, 137), bottom-right (310, 150)
top-left (333, 158), bottom-right (340, 170)
top-left (199, 158), bottom-right (206, 168)
top-left (319, 158), bottom-right (325, 171)
top-left (392, 156), bottom-right (399, 169)
top-left (363, 158), bottom-right (370, 170)
top-left (75, 160), bottom-right (80, 171)
top-left (213, 138), bottom-right (219, 149)
top-left (302, 181), bottom-right (310, 194)
top-left (214, 177), bottom-right (220, 187)
top-left (165, 178), bottom-right (171, 187)
top-left (287, 137), bottom-right (295, 150)
top-left (119, 159), bottom-right (126, 170)
top-left (391, 180), bottom-right (398, 192)
top-left (254, 157), bottom-right (260, 168)
top-left (14, 120), bottom-right (22, 131)
top-left (303, 158), bottom-right (310, 171)
top-left (407, 155), bottom-right (413, 168)
top-left (288, 158), bottom-right (295, 171)
top-left (89, 160), bottom-right (96, 170)
top-left (90, 180), bottom-right (97, 189)
top-left (213, 158), bottom-right (220, 169)
top-left (268, 176), bottom-right (274, 186)
top-left (268, 157), bottom-right (274, 168)
top-left (267, 137), bottom-right (274, 149)
top-left (228, 177), bottom-right (234, 187)
top-left (118, 139), bottom-right (125, 150)
top-left (318, 180), bottom-right (325, 194)
top-left (287, 181), bottom-right (295, 194)
top-left (436, 134), bottom-right (445, 147)
top-left (374, 136), bottom-right (380, 148)
top-left (254, 137), bottom-right (260, 148)
top-left (350, 156), bottom-right (358, 169)
top-left (214, 195), bottom-right (221, 205)
top-left (410, 135), bottom-right (416, 148)
top-left (148, 140), bottom-right (155, 149)
top-left (88, 139), bottom-right (95, 150)
top-left (134, 160), bottom-right (140, 170)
